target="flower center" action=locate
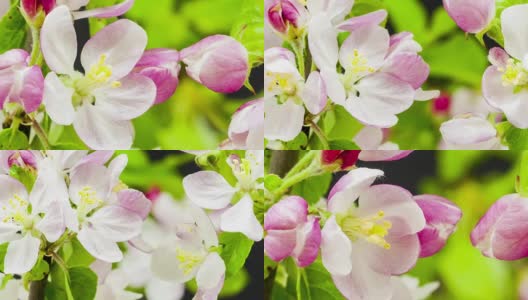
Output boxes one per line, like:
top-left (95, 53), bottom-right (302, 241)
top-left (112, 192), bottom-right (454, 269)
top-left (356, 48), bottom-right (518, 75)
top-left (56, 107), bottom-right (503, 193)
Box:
top-left (229, 155), bottom-right (255, 191)
top-left (175, 248), bottom-right (205, 275)
top-left (77, 186), bottom-right (104, 221)
top-left (73, 54), bottom-right (122, 100)
top-left (266, 71), bottom-right (298, 99)
top-left (500, 58), bottom-right (528, 88)
top-left (339, 210), bottom-right (392, 249)
top-left (341, 49), bottom-right (376, 96)
top-left (2, 194), bottom-right (32, 229)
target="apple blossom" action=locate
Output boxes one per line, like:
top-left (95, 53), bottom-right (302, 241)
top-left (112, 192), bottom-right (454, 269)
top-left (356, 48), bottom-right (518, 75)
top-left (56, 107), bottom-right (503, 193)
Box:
top-left (22, 0), bottom-right (136, 20)
top-left (222, 98), bottom-right (264, 150)
top-left (133, 48), bottom-right (181, 104)
top-left (264, 196), bottom-right (321, 267)
top-left (0, 49), bottom-right (44, 114)
top-left (180, 35), bottom-right (249, 94)
top-left (414, 195), bottom-right (462, 257)
top-left (471, 193), bottom-right (528, 260)
top-left (354, 127), bottom-right (401, 151)
top-left (440, 115), bottom-right (507, 150)
top-left (443, 0), bottom-right (495, 34)
top-left (482, 5), bottom-right (528, 129)
top-left (41, 6), bottom-right (156, 149)
top-left (264, 0), bottom-right (308, 37)
top-left (390, 275), bottom-right (440, 300)
top-left (0, 175), bottom-right (65, 274)
top-left (94, 266), bottom-right (143, 300)
top-left (265, 47), bottom-right (326, 141)
top-left (151, 202), bottom-right (225, 300)
top-left (183, 150), bottom-right (264, 241)
top-left (320, 168), bottom-right (425, 299)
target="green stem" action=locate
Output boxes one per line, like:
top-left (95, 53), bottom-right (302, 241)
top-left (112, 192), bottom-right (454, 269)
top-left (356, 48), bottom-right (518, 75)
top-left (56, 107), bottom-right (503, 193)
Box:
top-left (283, 151), bottom-right (317, 180)
top-left (309, 120), bottom-right (329, 149)
top-left (273, 157), bottom-right (323, 198)
top-left (31, 117), bottom-right (50, 149)
top-left (518, 151), bottom-right (528, 197)
top-left (29, 26), bottom-right (43, 66)
top-left (291, 38), bottom-right (306, 78)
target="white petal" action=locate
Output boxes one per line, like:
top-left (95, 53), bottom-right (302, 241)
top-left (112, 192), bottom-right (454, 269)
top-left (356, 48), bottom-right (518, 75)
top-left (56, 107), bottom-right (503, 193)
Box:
top-left (182, 171), bottom-right (236, 210)
top-left (327, 168), bottom-right (384, 213)
top-left (43, 72), bottom-right (75, 125)
top-left (0, 174), bottom-right (28, 201)
top-left (146, 277), bottom-right (185, 300)
top-left (78, 226), bottom-right (123, 262)
top-left (4, 234), bottom-right (40, 274)
top-left (69, 163), bottom-right (111, 205)
top-left (221, 196), bottom-right (263, 241)
top-left (302, 71), bottom-right (327, 115)
top-left (502, 4), bottom-right (528, 60)
top-left (321, 216), bottom-right (352, 276)
top-left (73, 103), bottom-right (134, 149)
top-left (308, 14), bottom-right (339, 70)
top-left (93, 73), bottom-right (155, 121)
top-left (81, 19), bottom-right (147, 81)
top-left (89, 205), bottom-right (143, 242)
top-left (41, 5), bottom-right (77, 75)
top-left (0, 223), bottom-right (22, 244)
top-left (196, 252), bottom-right (225, 290)
top-left (264, 98), bottom-right (305, 142)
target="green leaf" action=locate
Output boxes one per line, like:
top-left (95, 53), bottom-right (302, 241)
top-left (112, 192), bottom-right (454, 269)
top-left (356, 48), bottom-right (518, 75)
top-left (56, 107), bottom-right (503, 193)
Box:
top-left (0, 1), bottom-right (27, 53)
top-left (63, 238), bottom-right (95, 268)
top-left (303, 259), bottom-right (346, 300)
top-left (264, 174), bottom-right (283, 192)
top-left (350, 0), bottom-right (386, 20)
top-left (284, 132), bottom-right (308, 150)
top-left (328, 140), bottom-right (359, 150)
top-left (25, 256), bottom-right (49, 282)
top-left (0, 243), bottom-right (8, 272)
top-left (68, 267), bottom-right (98, 300)
top-left (9, 164), bottom-right (36, 192)
top-left (326, 106), bottom-right (363, 141)
top-left (384, 0), bottom-right (427, 44)
top-left (291, 173), bottom-right (332, 205)
top-left (219, 232), bottom-right (254, 277)
top-left (230, 0), bottom-right (264, 68)
top-left (428, 8), bottom-right (457, 43)
top-left (0, 128), bottom-right (29, 150)
top-left (497, 122), bottom-right (528, 150)
top-left (46, 264), bottom-right (73, 300)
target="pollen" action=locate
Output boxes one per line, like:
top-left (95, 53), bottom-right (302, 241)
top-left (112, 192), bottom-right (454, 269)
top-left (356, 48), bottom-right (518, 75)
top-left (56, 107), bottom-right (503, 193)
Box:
top-left (1, 194), bottom-right (30, 226)
top-left (87, 54), bottom-right (113, 84)
top-left (501, 59), bottom-right (528, 88)
top-left (340, 210), bottom-right (393, 249)
top-left (175, 248), bottom-right (204, 275)
top-left (350, 49), bottom-right (375, 74)
top-left (266, 71), bottom-right (297, 96)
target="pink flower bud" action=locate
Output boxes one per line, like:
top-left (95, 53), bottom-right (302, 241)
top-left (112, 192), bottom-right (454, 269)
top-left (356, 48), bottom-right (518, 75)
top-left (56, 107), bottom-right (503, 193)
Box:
top-left (180, 35), bottom-right (248, 94)
top-left (22, 0), bottom-right (55, 18)
top-left (321, 151), bottom-right (361, 170)
top-left (7, 151), bottom-right (37, 169)
top-left (222, 98), bottom-right (264, 150)
top-left (264, 196), bottom-right (321, 267)
top-left (443, 0), bottom-right (495, 34)
top-left (432, 93), bottom-right (451, 115)
top-left (414, 195), bottom-right (462, 257)
top-left (471, 194), bottom-right (528, 260)
top-left (134, 49), bottom-right (180, 104)
top-left (265, 0), bottom-right (307, 34)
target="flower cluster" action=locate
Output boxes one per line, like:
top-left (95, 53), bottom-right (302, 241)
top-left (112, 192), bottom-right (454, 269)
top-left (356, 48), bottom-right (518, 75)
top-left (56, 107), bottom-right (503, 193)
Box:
top-left (264, 0), bottom-right (437, 149)
top-left (0, 0), bottom-right (254, 149)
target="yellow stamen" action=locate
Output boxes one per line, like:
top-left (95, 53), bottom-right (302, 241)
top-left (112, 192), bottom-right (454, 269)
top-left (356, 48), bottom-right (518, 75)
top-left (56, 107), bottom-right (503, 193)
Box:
top-left (340, 210), bottom-right (392, 249)
top-left (175, 248), bottom-right (204, 275)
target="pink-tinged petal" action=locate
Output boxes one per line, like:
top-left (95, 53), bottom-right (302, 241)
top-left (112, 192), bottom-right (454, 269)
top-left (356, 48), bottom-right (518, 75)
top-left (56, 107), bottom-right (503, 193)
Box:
top-left (302, 71), bottom-right (327, 115)
top-left (440, 116), bottom-right (498, 149)
top-left (321, 150), bottom-right (342, 165)
top-left (488, 47), bottom-right (509, 69)
top-left (292, 217), bottom-right (321, 267)
top-left (320, 69), bottom-right (346, 105)
top-left (382, 53), bottom-right (429, 89)
top-left (415, 88), bottom-right (440, 101)
top-left (321, 216), bottom-right (352, 276)
top-left (35, 201), bottom-right (67, 242)
top-left (221, 196), bottom-right (263, 241)
top-left (73, 103), bottom-right (134, 149)
top-left (471, 194), bottom-right (528, 260)
top-left (339, 25), bottom-right (390, 73)
top-left (359, 150), bottom-right (413, 161)
top-left (358, 185), bottom-right (426, 235)
top-left (183, 171), bottom-right (236, 210)
top-left (117, 189), bottom-right (152, 219)
top-left (41, 5), bottom-right (77, 75)
top-left (482, 67), bottom-right (528, 129)
top-left (328, 168), bottom-right (383, 213)
top-left (264, 196), bottom-right (308, 230)
top-left (135, 65), bottom-right (180, 105)
top-left (308, 14), bottom-right (339, 70)
top-left (0, 49), bottom-right (29, 70)
top-left (0, 69), bottom-right (14, 108)
top-left (76, 150), bottom-right (114, 167)
top-left (69, 163), bottom-right (111, 205)
top-left (4, 234), bottom-right (40, 274)
top-left (227, 99), bottom-right (264, 150)
top-left (501, 4), bottom-right (528, 60)
top-left (337, 9), bottom-right (387, 31)
top-left (41, 0), bottom-right (56, 13)
top-left (265, 0), bottom-right (308, 34)
top-left (194, 273), bottom-right (224, 300)
top-left (93, 73), bottom-right (156, 120)
top-left (15, 66), bottom-right (44, 113)
top-left (346, 73), bottom-right (415, 128)
top-left (264, 229), bottom-right (297, 262)
top-left (78, 226), bottom-right (123, 262)
top-left (108, 154), bottom-right (127, 186)
top-left (264, 97), bottom-right (305, 142)
top-left (135, 48), bottom-right (180, 68)
top-left (0, 174), bottom-right (28, 201)
top-left (321, 150), bottom-right (361, 170)
top-left (332, 256), bottom-right (392, 300)
top-left (180, 35), bottom-right (248, 94)
top-left (414, 195), bottom-right (462, 257)
top-left (89, 205), bottom-right (143, 242)
top-left (43, 72), bottom-right (75, 125)
top-left (195, 252), bottom-right (225, 290)
top-left (21, 0), bottom-right (38, 17)
top-left (354, 126), bottom-right (384, 150)
top-left (307, 0), bottom-right (354, 22)
top-left (443, 0), bottom-right (495, 34)
top-left (264, 46), bottom-right (296, 66)
top-left (29, 159), bottom-right (70, 215)
top-left (387, 32), bottom-right (422, 57)
top-left (81, 19), bottom-right (147, 81)
top-left (72, 0), bottom-right (134, 19)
